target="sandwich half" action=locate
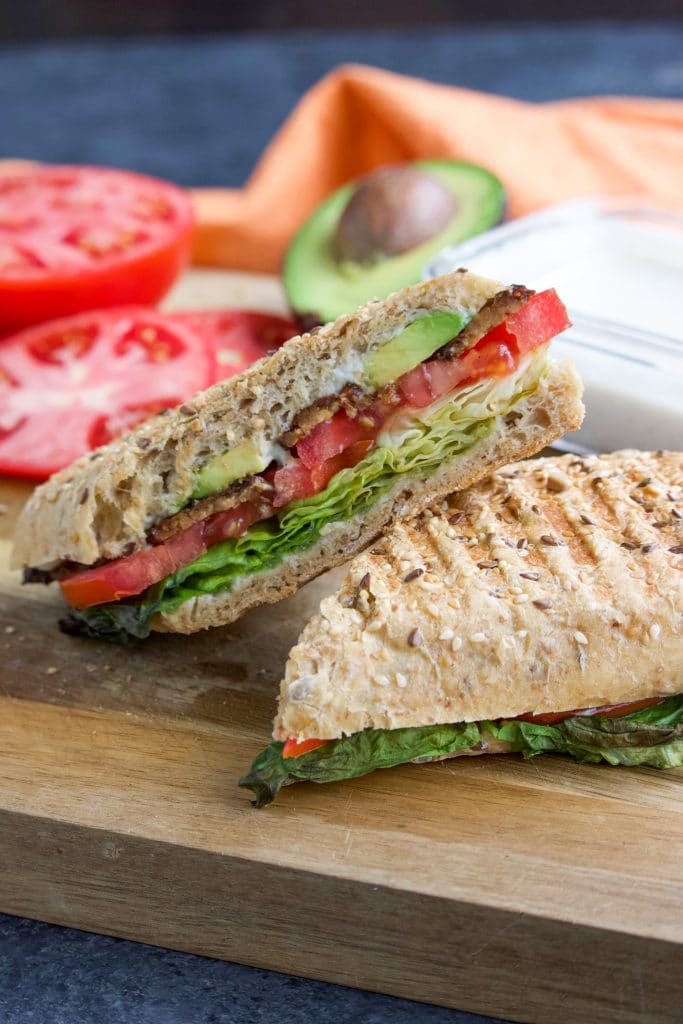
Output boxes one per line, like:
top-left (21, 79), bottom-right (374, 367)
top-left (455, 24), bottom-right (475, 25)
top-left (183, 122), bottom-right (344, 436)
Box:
top-left (241, 450), bottom-right (683, 806)
top-left (13, 269), bottom-right (583, 641)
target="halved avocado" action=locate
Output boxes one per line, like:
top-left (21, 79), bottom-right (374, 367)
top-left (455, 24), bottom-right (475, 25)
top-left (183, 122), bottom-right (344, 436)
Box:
top-left (283, 160), bottom-right (505, 324)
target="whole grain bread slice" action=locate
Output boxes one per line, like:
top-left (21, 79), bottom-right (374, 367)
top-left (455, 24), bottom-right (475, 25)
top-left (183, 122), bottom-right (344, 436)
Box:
top-left (156, 359), bottom-right (583, 633)
top-left (13, 268), bottom-right (504, 570)
top-left (274, 448), bottom-right (683, 741)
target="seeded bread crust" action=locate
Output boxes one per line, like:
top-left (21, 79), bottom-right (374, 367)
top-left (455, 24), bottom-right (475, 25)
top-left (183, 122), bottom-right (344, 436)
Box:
top-left (12, 269), bottom-right (503, 571)
top-left (156, 359), bottom-right (583, 633)
top-left (274, 449), bottom-right (683, 741)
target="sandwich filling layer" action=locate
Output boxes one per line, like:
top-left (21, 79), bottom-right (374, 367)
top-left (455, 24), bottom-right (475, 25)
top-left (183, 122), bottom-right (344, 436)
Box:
top-left (57, 288), bottom-right (570, 640)
top-left (240, 695), bottom-right (683, 806)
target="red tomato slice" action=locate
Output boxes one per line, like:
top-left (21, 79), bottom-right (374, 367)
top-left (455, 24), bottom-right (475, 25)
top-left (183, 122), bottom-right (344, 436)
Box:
top-left (282, 737), bottom-right (329, 759)
top-left (310, 439), bottom-right (375, 491)
top-left (272, 439), bottom-right (376, 508)
top-left (272, 460), bottom-right (318, 508)
top-left (0, 307), bottom-right (214, 479)
top-left (171, 310), bottom-right (298, 381)
top-left (60, 522), bottom-right (207, 609)
top-left (396, 363), bottom-right (434, 408)
top-left (202, 501), bottom-right (270, 547)
top-left (0, 165), bottom-right (193, 332)
top-left (61, 501), bottom-right (266, 609)
top-left (399, 340), bottom-right (515, 407)
top-left (496, 289), bottom-right (571, 356)
top-left (297, 410), bottom-right (363, 469)
top-left (297, 405), bottom-right (388, 471)
top-left (515, 697), bottom-right (663, 726)
top-left (575, 697), bottom-right (665, 719)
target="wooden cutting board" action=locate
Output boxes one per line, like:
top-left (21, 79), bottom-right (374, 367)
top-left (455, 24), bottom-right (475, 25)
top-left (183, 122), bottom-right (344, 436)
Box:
top-left (1, 271), bottom-right (681, 1024)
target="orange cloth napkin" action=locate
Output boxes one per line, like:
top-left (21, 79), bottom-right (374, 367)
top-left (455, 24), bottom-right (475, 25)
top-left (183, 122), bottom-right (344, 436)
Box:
top-left (192, 64), bottom-right (683, 274)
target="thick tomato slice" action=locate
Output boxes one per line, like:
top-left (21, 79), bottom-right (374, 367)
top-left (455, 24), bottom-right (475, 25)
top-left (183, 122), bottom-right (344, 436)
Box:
top-left (0, 307), bottom-right (214, 479)
top-left (201, 501), bottom-right (269, 547)
top-left (515, 697), bottom-right (664, 725)
top-left (60, 522), bottom-right (207, 609)
top-left (310, 439), bottom-right (375, 491)
top-left (396, 363), bottom-right (434, 408)
top-left (489, 289), bottom-right (571, 356)
top-left (297, 402), bottom-right (390, 471)
top-left (171, 310), bottom-right (298, 380)
top-left (282, 737), bottom-right (329, 759)
top-left (0, 165), bottom-right (193, 332)
top-left (272, 460), bottom-right (318, 508)
top-left (402, 340), bottom-right (516, 406)
top-left (61, 501), bottom-right (265, 609)
top-left (272, 439), bottom-right (375, 508)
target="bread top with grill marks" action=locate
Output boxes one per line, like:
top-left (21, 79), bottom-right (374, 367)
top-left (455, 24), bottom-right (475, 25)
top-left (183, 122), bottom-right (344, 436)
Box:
top-left (274, 449), bottom-right (683, 741)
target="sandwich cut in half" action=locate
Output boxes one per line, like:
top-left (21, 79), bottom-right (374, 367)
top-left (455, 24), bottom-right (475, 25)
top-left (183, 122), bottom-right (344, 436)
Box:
top-left (241, 450), bottom-right (683, 806)
top-left (14, 270), bottom-right (583, 641)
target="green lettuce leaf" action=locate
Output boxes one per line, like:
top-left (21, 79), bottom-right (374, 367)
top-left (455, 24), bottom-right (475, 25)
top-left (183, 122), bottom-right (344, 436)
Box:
top-left (67, 354), bottom-right (546, 641)
top-left (239, 722), bottom-right (483, 807)
top-left (59, 580), bottom-right (172, 644)
top-left (241, 695), bottom-right (683, 806)
top-left (493, 695), bottom-right (683, 768)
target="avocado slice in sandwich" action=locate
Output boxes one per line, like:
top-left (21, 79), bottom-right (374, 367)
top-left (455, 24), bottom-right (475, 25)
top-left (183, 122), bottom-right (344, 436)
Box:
top-left (284, 160), bottom-right (505, 324)
top-left (241, 450), bottom-right (683, 806)
top-left (14, 269), bottom-right (582, 642)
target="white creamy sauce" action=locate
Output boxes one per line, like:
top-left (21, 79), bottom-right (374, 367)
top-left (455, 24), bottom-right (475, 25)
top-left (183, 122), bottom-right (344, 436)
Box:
top-left (326, 349), bottom-right (368, 392)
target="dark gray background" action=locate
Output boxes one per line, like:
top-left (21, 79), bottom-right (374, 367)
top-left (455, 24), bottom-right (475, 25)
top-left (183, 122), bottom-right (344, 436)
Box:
top-left (1, 24), bottom-right (682, 188)
top-left (1, 0), bottom-right (681, 40)
top-left (1, 20), bottom-right (681, 1024)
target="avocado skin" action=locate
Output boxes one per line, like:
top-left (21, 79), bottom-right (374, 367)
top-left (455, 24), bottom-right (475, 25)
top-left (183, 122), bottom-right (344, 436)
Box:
top-left (283, 160), bottom-right (505, 324)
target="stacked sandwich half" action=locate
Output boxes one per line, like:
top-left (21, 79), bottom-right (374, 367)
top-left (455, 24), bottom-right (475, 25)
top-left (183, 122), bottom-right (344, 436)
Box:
top-left (14, 269), bottom-right (582, 640)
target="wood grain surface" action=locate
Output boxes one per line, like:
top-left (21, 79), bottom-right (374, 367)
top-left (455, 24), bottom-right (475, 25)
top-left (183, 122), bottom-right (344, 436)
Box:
top-left (1, 271), bottom-right (681, 1024)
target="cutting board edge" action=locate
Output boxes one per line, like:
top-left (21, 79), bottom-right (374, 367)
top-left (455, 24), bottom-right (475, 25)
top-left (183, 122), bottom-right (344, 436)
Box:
top-left (1, 806), bottom-right (681, 1024)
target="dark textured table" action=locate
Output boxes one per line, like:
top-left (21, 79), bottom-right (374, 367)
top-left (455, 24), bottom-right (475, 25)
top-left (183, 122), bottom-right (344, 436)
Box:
top-left (1, 21), bottom-right (681, 1024)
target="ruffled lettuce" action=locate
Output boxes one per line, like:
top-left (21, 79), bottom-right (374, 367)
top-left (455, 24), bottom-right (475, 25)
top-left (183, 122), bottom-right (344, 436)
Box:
top-left (66, 353), bottom-right (546, 642)
top-left (240, 696), bottom-right (683, 806)
top-left (240, 722), bottom-right (482, 808)
top-left (494, 695), bottom-right (683, 768)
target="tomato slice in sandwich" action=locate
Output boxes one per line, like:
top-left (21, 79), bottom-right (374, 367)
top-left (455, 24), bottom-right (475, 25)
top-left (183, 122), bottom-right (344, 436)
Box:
top-left (60, 526), bottom-right (207, 609)
top-left (487, 288), bottom-right (572, 356)
top-left (515, 696), bottom-right (664, 725)
top-left (61, 501), bottom-right (266, 609)
top-left (282, 737), bottom-right (329, 759)
top-left (0, 307), bottom-right (214, 479)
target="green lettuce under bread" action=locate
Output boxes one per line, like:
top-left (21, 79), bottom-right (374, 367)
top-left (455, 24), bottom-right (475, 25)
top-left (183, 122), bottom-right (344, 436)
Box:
top-left (240, 696), bottom-right (683, 807)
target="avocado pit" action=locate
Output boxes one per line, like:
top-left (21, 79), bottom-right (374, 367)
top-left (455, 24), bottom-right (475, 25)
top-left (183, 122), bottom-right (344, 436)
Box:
top-left (333, 166), bottom-right (457, 265)
top-left (283, 158), bottom-right (505, 322)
